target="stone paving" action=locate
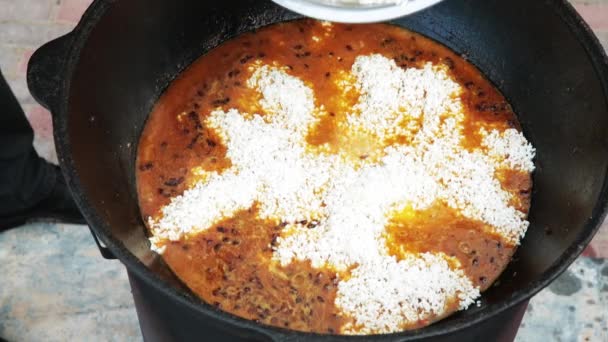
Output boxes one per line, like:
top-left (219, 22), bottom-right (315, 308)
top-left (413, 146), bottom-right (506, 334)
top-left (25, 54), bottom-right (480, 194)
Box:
top-left (0, 0), bottom-right (607, 341)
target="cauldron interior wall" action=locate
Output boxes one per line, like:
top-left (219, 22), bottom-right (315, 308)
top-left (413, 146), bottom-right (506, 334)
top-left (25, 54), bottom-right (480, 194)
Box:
top-left (62, 0), bottom-right (608, 338)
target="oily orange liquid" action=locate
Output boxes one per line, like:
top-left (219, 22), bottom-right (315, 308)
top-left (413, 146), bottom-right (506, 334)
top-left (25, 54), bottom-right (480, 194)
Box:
top-left (136, 20), bottom-right (532, 334)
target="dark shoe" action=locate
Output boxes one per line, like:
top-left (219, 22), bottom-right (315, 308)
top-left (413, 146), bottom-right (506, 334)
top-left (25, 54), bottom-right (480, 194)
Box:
top-left (0, 165), bottom-right (86, 230)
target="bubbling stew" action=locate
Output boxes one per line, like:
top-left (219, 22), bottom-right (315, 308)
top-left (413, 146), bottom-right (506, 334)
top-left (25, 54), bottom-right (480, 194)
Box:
top-left (136, 20), bottom-right (535, 335)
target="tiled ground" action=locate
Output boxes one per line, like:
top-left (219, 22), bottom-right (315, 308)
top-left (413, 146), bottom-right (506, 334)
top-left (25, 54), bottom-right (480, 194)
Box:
top-left (0, 0), bottom-right (607, 341)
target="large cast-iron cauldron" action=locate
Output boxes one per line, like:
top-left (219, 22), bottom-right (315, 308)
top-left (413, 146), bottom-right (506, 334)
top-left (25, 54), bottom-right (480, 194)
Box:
top-left (27, 0), bottom-right (608, 340)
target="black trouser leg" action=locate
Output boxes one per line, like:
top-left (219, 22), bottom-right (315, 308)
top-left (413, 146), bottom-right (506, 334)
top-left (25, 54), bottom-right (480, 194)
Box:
top-left (0, 69), bottom-right (55, 216)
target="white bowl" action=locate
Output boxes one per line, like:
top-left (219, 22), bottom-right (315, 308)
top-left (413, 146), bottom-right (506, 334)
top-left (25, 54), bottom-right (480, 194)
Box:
top-left (271, 0), bottom-right (446, 23)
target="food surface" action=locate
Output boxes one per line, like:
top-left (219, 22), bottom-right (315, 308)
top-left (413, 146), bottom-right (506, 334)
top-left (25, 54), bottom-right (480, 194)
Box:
top-left (136, 20), bottom-right (535, 335)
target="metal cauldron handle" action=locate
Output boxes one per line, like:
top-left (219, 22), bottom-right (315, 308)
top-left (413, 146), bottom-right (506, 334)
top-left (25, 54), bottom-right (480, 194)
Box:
top-left (27, 33), bottom-right (74, 112)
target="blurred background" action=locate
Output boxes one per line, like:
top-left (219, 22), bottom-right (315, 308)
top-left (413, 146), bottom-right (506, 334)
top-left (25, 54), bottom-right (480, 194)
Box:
top-left (0, 0), bottom-right (606, 341)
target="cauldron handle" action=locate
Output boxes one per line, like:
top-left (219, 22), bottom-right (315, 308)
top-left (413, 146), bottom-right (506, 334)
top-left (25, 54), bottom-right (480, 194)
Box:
top-left (27, 33), bottom-right (74, 112)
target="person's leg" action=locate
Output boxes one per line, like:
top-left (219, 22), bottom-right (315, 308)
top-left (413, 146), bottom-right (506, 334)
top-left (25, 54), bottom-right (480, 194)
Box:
top-left (0, 69), bottom-right (83, 228)
top-left (0, 69), bottom-right (55, 216)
